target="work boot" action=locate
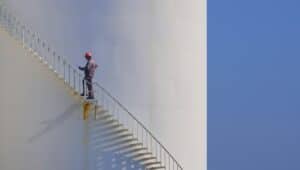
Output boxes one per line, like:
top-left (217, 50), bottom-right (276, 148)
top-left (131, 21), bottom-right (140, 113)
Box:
top-left (87, 96), bottom-right (94, 100)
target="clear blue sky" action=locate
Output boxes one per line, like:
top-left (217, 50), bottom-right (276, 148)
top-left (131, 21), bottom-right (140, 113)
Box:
top-left (209, 0), bottom-right (300, 169)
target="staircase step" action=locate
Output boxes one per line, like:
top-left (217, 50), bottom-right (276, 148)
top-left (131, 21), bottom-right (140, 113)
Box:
top-left (134, 156), bottom-right (157, 163)
top-left (90, 125), bottom-right (124, 138)
top-left (92, 133), bottom-right (133, 144)
top-left (126, 152), bottom-right (152, 160)
top-left (120, 147), bottom-right (148, 156)
top-left (148, 166), bottom-right (166, 170)
top-left (100, 118), bottom-right (119, 125)
top-left (98, 142), bottom-right (143, 153)
top-left (98, 137), bottom-right (139, 150)
top-left (91, 121), bottom-right (123, 131)
top-left (91, 117), bottom-right (119, 126)
top-left (95, 112), bottom-right (112, 120)
top-left (91, 128), bottom-right (129, 140)
top-left (90, 117), bottom-right (119, 127)
top-left (143, 161), bottom-right (162, 168)
top-left (90, 112), bottom-right (112, 122)
top-left (96, 109), bottom-right (109, 115)
top-left (96, 137), bottom-right (138, 149)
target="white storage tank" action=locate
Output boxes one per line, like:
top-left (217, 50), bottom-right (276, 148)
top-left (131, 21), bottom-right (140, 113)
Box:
top-left (2, 0), bottom-right (206, 169)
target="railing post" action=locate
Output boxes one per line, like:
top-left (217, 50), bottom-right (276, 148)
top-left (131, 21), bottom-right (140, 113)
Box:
top-left (156, 142), bottom-right (158, 159)
top-left (0, 5), bottom-right (2, 25)
top-left (7, 11), bottom-right (9, 30)
top-left (37, 37), bottom-right (41, 59)
top-left (145, 131), bottom-right (148, 152)
top-left (34, 35), bottom-right (37, 54)
top-left (149, 134), bottom-right (152, 153)
top-left (169, 156), bottom-right (171, 170)
top-left (53, 51), bottom-right (56, 72)
top-left (10, 15), bottom-right (13, 36)
top-left (79, 74), bottom-right (82, 94)
top-left (0, 5), bottom-right (3, 26)
top-left (30, 32), bottom-right (33, 50)
top-left (68, 64), bottom-right (71, 85)
top-left (47, 47), bottom-right (51, 64)
top-left (173, 160), bottom-right (175, 170)
top-left (160, 146), bottom-right (162, 165)
top-left (4, 7), bottom-right (7, 29)
top-left (22, 27), bottom-right (24, 48)
top-left (73, 69), bottom-right (76, 90)
top-left (141, 127), bottom-right (144, 147)
top-left (164, 151), bottom-right (166, 169)
top-left (12, 17), bottom-right (16, 38)
top-left (63, 57), bottom-right (66, 82)
top-left (42, 44), bottom-right (46, 62)
top-left (136, 121), bottom-right (139, 141)
top-left (2, 8), bottom-right (4, 26)
top-left (57, 56), bottom-right (61, 76)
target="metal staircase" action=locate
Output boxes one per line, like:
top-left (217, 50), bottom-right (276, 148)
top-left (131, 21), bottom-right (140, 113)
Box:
top-left (0, 4), bottom-right (183, 170)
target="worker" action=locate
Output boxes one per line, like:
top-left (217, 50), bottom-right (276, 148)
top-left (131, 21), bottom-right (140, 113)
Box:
top-left (78, 52), bottom-right (98, 99)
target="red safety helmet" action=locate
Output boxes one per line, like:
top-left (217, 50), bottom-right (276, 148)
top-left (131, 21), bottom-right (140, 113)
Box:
top-left (85, 52), bottom-right (92, 59)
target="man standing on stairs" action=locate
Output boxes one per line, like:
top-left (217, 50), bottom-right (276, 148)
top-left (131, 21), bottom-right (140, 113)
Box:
top-left (79, 52), bottom-right (98, 99)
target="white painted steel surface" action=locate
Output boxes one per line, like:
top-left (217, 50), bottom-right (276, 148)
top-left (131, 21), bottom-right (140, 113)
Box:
top-left (1, 0), bottom-right (206, 169)
top-left (0, 27), bottom-right (86, 170)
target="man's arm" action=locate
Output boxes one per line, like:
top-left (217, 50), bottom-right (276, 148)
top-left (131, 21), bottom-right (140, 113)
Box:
top-left (78, 66), bottom-right (84, 71)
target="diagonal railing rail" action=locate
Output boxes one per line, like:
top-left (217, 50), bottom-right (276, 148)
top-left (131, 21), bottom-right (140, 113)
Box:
top-left (0, 4), bottom-right (183, 170)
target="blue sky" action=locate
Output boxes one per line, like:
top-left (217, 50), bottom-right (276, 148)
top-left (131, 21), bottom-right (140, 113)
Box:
top-left (209, 0), bottom-right (300, 169)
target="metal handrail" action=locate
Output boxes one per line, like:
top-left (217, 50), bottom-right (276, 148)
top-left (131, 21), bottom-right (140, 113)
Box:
top-left (0, 4), bottom-right (183, 170)
top-left (93, 82), bottom-right (183, 168)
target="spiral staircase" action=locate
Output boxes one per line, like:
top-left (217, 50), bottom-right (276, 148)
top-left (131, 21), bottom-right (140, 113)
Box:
top-left (0, 4), bottom-right (182, 170)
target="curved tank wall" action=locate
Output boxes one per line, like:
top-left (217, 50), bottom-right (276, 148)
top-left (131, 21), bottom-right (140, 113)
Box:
top-left (0, 27), bottom-right (147, 170)
top-left (4, 0), bottom-right (155, 128)
top-left (149, 1), bottom-right (206, 170)
top-left (3, 0), bottom-right (206, 169)
top-left (0, 28), bottom-right (86, 170)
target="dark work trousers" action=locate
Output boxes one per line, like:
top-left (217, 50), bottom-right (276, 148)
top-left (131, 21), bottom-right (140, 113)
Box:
top-left (82, 77), bottom-right (94, 98)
